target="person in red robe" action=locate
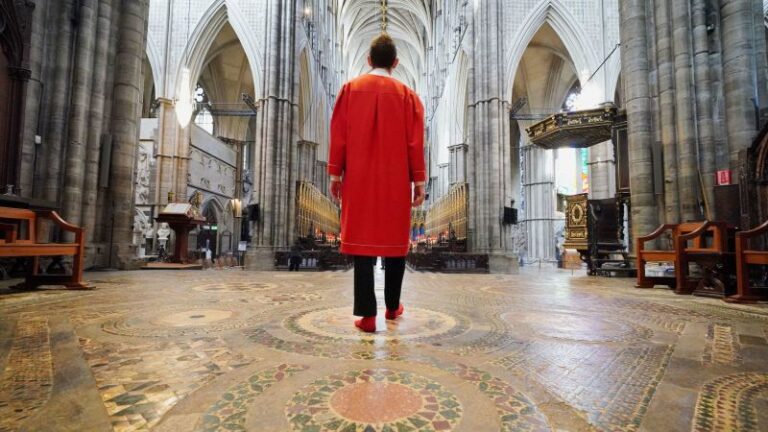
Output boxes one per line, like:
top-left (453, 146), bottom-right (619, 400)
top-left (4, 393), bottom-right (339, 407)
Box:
top-left (329, 34), bottom-right (426, 333)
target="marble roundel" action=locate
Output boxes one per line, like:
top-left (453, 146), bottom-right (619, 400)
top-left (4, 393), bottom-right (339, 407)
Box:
top-left (502, 310), bottom-right (652, 343)
top-left (191, 281), bottom-right (277, 293)
top-left (101, 306), bottom-right (254, 337)
top-left (284, 306), bottom-right (468, 342)
top-left (285, 369), bottom-right (462, 431)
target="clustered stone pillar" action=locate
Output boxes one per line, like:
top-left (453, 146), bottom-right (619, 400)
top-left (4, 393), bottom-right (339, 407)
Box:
top-left (296, 140), bottom-right (319, 183)
top-left (720, 0), bottom-right (767, 166)
top-left (108, 0), bottom-right (150, 268)
top-left (620, 0), bottom-right (659, 242)
top-left (448, 143), bottom-right (468, 185)
top-left (467, 0), bottom-right (518, 273)
top-left (588, 142), bottom-right (616, 200)
top-left (17, 0), bottom-right (149, 268)
top-left (247, 0), bottom-right (299, 269)
top-left (619, 0), bottom-right (767, 237)
top-left (62, 0), bottom-right (99, 233)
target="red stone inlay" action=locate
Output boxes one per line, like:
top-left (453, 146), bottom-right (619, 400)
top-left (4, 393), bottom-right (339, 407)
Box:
top-left (330, 382), bottom-right (423, 423)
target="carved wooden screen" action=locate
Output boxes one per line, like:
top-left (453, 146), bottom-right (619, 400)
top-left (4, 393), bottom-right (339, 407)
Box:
top-left (425, 183), bottom-right (468, 240)
top-left (295, 181), bottom-right (340, 238)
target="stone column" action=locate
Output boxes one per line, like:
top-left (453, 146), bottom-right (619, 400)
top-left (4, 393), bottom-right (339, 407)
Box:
top-left (437, 163), bottom-right (450, 198)
top-left (297, 140), bottom-right (318, 182)
top-left (108, 0), bottom-right (149, 268)
top-left (62, 0), bottom-right (99, 229)
top-left (671, 0), bottom-right (702, 222)
top-left (94, 0), bottom-right (121, 246)
top-left (620, 0), bottom-right (658, 242)
top-left (655, 0), bottom-right (681, 223)
top-left (19, 0), bottom-right (46, 198)
top-left (81, 0), bottom-right (115, 256)
top-left (448, 143), bottom-right (467, 185)
top-left (521, 140), bottom-right (555, 261)
top-left (720, 0), bottom-right (763, 169)
top-left (588, 141), bottom-right (616, 200)
top-left (692, 0), bottom-right (716, 217)
top-left (467, 0), bottom-right (517, 273)
top-left (42, 0), bottom-right (75, 203)
top-left (247, 0), bottom-right (298, 269)
top-left (153, 99), bottom-right (180, 205)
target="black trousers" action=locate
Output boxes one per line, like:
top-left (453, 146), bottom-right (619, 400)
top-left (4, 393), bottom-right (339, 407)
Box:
top-left (353, 256), bottom-right (406, 317)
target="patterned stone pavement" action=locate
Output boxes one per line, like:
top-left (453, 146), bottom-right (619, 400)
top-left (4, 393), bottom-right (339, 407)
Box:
top-left (1, 268), bottom-right (768, 431)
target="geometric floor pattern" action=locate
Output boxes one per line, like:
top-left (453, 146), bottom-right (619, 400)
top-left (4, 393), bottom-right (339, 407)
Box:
top-left (1, 267), bottom-right (768, 431)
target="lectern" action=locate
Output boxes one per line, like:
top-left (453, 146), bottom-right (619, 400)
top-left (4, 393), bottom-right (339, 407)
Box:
top-left (155, 203), bottom-right (205, 264)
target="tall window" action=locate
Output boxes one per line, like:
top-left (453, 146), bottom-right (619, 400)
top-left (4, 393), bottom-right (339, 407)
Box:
top-left (194, 84), bottom-right (214, 134)
top-left (195, 108), bottom-right (214, 134)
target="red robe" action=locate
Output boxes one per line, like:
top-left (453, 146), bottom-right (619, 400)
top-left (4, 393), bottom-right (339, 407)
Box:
top-left (329, 73), bottom-right (426, 257)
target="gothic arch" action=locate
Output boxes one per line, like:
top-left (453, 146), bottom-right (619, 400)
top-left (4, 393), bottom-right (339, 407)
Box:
top-left (145, 32), bottom-right (164, 95)
top-left (174, 0), bottom-right (262, 101)
top-left (504, 0), bottom-right (600, 102)
top-left (435, 49), bottom-right (470, 164)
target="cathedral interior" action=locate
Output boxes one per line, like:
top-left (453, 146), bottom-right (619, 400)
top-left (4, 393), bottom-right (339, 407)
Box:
top-left (2, 0), bottom-right (768, 430)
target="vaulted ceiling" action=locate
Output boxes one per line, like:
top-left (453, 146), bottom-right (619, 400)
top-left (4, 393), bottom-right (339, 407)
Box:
top-left (339, 0), bottom-right (431, 93)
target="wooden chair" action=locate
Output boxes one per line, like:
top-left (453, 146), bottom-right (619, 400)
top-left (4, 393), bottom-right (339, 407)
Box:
top-left (0, 207), bottom-right (89, 289)
top-left (678, 221), bottom-right (733, 297)
top-left (636, 221), bottom-right (731, 295)
top-left (726, 220), bottom-right (768, 303)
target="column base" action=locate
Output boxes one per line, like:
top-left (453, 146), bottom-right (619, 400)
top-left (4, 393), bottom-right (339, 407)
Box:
top-left (489, 254), bottom-right (520, 275)
top-left (245, 246), bottom-right (277, 271)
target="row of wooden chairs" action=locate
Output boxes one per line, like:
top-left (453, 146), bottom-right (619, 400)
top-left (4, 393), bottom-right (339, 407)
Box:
top-left (636, 220), bottom-right (767, 302)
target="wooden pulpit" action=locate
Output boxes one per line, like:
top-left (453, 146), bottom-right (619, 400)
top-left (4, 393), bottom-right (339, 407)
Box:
top-left (155, 203), bottom-right (205, 264)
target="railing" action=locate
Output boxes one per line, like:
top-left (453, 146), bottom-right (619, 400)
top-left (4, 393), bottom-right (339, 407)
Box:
top-left (407, 251), bottom-right (489, 273)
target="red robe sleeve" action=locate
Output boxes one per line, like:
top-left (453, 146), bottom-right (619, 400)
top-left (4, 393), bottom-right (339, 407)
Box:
top-left (328, 84), bottom-right (349, 177)
top-left (406, 90), bottom-right (427, 183)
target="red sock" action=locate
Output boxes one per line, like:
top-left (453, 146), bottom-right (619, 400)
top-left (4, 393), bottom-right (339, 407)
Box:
top-left (354, 316), bottom-right (376, 332)
top-left (385, 304), bottom-right (404, 320)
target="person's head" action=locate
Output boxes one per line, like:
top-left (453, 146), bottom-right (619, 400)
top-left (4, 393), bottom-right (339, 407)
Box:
top-left (367, 33), bottom-right (399, 70)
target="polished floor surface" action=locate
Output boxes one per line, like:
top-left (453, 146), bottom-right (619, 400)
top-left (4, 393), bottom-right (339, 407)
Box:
top-left (1, 267), bottom-right (768, 431)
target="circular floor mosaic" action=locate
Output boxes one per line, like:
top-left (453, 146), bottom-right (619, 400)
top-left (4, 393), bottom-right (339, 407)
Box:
top-left (284, 306), bottom-right (469, 342)
top-left (153, 309), bottom-right (233, 327)
top-left (101, 306), bottom-right (256, 337)
top-left (285, 369), bottom-right (462, 431)
top-left (191, 281), bottom-right (277, 293)
top-left (503, 310), bottom-right (652, 343)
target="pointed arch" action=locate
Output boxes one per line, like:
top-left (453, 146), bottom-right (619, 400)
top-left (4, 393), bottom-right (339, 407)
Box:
top-left (173, 0), bottom-right (262, 100)
top-left (145, 31), bottom-right (164, 95)
top-left (504, 0), bottom-right (600, 102)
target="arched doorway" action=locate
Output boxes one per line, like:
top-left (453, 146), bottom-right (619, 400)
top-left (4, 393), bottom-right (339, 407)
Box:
top-left (198, 202), bottom-right (220, 260)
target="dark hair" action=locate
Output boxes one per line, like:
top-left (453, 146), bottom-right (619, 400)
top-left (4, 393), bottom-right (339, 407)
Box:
top-left (370, 34), bottom-right (397, 68)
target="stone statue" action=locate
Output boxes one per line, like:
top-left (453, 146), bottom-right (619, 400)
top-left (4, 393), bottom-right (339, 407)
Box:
top-left (189, 190), bottom-right (204, 218)
top-left (157, 222), bottom-right (171, 245)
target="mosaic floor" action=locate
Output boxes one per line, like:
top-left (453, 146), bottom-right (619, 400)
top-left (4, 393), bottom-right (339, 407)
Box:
top-left (1, 267), bottom-right (768, 431)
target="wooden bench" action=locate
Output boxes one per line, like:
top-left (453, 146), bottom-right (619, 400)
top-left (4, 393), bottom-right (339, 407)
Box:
top-left (636, 221), bottom-right (732, 295)
top-left (726, 219), bottom-right (768, 303)
top-left (0, 207), bottom-right (89, 289)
